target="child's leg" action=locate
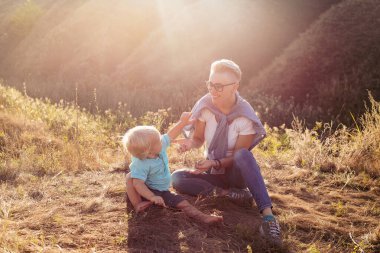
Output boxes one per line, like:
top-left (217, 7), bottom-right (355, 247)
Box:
top-left (176, 200), bottom-right (223, 224)
top-left (126, 173), bottom-right (152, 212)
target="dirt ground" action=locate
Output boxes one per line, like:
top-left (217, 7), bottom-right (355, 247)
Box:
top-left (1, 161), bottom-right (379, 252)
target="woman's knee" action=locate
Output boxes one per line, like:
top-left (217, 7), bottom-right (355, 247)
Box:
top-left (233, 148), bottom-right (253, 161)
top-left (171, 169), bottom-right (189, 189)
top-left (233, 148), bottom-right (258, 170)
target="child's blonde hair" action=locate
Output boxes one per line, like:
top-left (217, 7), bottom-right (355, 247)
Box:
top-left (122, 126), bottom-right (160, 159)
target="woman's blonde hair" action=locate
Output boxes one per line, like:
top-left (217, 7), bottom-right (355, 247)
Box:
top-left (122, 126), bottom-right (160, 159)
top-left (210, 59), bottom-right (242, 82)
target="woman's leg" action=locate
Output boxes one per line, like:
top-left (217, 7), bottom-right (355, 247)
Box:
top-left (171, 169), bottom-right (228, 196)
top-left (126, 173), bottom-right (152, 212)
top-left (231, 149), bottom-right (273, 213)
top-left (231, 149), bottom-right (281, 245)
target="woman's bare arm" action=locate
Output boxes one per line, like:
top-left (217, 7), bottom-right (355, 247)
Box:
top-left (191, 119), bottom-right (206, 148)
top-left (174, 119), bottom-right (206, 152)
top-left (218, 134), bottom-right (255, 169)
top-left (194, 134), bottom-right (256, 172)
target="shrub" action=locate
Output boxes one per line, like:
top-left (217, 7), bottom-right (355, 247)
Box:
top-left (274, 93), bottom-right (380, 177)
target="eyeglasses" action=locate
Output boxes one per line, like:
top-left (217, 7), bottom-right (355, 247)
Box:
top-left (205, 80), bottom-right (237, 92)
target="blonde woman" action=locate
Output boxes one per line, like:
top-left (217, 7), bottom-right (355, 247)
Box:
top-left (172, 59), bottom-right (281, 245)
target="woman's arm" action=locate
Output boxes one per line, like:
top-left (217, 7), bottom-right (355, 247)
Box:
top-left (191, 119), bottom-right (206, 148)
top-left (194, 134), bottom-right (255, 172)
top-left (175, 119), bottom-right (206, 152)
top-left (219, 133), bottom-right (255, 168)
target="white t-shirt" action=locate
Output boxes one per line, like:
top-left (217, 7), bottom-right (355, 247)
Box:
top-left (198, 109), bottom-right (256, 157)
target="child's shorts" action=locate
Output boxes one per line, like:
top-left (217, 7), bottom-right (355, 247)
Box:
top-left (146, 189), bottom-right (185, 208)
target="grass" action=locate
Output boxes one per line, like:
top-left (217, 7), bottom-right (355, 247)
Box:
top-left (258, 92), bottom-right (380, 178)
top-left (0, 83), bottom-right (379, 252)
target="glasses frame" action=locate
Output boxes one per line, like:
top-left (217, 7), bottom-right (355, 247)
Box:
top-left (205, 80), bottom-right (238, 92)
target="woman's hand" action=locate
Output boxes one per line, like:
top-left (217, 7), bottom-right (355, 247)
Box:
top-left (150, 196), bottom-right (166, 207)
top-left (173, 138), bottom-right (193, 153)
top-left (191, 159), bottom-right (216, 174)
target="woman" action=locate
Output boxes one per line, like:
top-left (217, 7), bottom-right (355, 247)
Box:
top-left (172, 59), bottom-right (281, 245)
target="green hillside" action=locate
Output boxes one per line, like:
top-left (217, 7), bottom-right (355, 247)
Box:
top-left (0, 0), bottom-right (338, 115)
top-left (247, 0), bottom-right (380, 126)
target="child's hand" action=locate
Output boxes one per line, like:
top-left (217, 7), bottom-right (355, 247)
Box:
top-left (150, 196), bottom-right (166, 207)
top-left (173, 138), bottom-right (193, 153)
top-left (179, 112), bottom-right (194, 125)
top-left (191, 159), bottom-right (215, 174)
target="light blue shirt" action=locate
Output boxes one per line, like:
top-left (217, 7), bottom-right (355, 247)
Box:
top-left (130, 134), bottom-right (171, 191)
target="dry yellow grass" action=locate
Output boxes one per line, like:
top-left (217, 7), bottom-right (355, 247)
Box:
top-left (1, 154), bottom-right (379, 252)
top-left (1, 85), bottom-right (379, 252)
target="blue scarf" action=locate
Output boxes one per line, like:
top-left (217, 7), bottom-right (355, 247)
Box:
top-left (187, 93), bottom-right (266, 174)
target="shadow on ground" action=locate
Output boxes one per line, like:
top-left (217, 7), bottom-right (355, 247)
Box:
top-left (124, 195), bottom-right (290, 253)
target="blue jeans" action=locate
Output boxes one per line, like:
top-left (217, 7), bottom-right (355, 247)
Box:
top-left (171, 148), bottom-right (272, 212)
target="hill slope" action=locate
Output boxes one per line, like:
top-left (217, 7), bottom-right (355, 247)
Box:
top-left (0, 0), bottom-right (338, 113)
top-left (247, 0), bottom-right (380, 125)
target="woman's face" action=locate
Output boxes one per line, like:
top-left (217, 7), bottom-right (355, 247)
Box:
top-left (207, 71), bottom-right (239, 102)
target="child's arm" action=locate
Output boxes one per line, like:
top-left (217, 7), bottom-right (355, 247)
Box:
top-left (167, 112), bottom-right (193, 141)
top-left (132, 179), bottom-right (165, 206)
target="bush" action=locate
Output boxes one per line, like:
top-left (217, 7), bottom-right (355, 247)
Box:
top-left (272, 93), bottom-right (380, 177)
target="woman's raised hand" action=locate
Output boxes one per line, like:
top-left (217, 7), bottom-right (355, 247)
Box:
top-left (191, 159), bottom-right (215, 174)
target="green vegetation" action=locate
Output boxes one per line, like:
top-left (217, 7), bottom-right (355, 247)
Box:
top-left (0, 82), bottom-right (379, 252)
top-left (257, 93), bottom-right (380, 177)
top-left (0, 83), bottom-right (177, 180)
top-left (0, 1), bottom-right (378, 127)
top-left (0, 0), bottom-right (340, 125)
top-left (3, 80), bottom-right (377, 181)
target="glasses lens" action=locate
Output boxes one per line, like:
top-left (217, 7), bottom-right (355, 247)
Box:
top-left (206, 81), bottom-right (223, 92)
top-left (215, 85), bottom-right (223, 92)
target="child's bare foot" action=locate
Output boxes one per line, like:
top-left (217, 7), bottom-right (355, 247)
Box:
top-left (177, 200), bottom-right (223, 224)
top-left (135, 201), bottom-right (152, 212)
top-left (198, 213), bottom-right (223, 224)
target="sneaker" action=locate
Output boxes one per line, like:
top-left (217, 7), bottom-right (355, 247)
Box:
top-left (226, 188), bottom-right (253, 205)
top-left (259, 216), bottom-right (282, 247)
